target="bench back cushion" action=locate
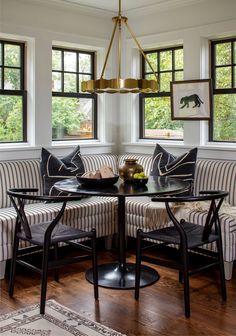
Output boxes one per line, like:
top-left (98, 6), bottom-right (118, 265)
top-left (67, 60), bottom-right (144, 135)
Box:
top-left (82, 154), bottom-right (118, 174)
top-left (0, 160), bottom-right (43, 208)
top-left (194, 159), bottom-right (236, 206)
top-left (118, 154), bottom-right (153, 175)
top-left (1, 154), bottom-right (235, 208)
top-left (0, 154), bottom-right (118, 209)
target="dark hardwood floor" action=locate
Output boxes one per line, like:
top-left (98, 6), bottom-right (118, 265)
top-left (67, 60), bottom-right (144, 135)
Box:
top-left (0, 242), bottom-right (236, 336)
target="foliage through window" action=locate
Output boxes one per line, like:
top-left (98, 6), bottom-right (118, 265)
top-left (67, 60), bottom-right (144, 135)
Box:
top-left (52, 47), bottom-right (97, 140)
top-left (0, 40), bottom-right (26, 143)
top-left (210, 38), bottom-right (236, 142)
top-left (140, 46), bottom-right (184, 140)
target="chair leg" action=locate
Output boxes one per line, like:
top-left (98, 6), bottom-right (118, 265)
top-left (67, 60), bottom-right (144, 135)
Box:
top-left (178, 248), bottom-right (183, 283)
top-left (54, 243), bottom-right (59, 282)
top-left (91, 229), bottom-right (98, 300)
top-left (135, 229), bottom-right (142, 300)
top-left (182, 248), bottom-right (190, 318)
top-left (216, 238), bottom-right (227, 301)
top-left (9, 236), bottom-right (20, 297)
top-left (40, 244), bottom-right (50, 315)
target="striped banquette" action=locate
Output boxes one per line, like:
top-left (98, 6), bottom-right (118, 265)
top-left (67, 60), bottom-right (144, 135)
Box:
top-left (0, 153), bottom-right (235, 280)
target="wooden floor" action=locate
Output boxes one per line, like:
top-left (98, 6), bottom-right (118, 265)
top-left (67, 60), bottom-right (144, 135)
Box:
top-left (0, 244), bottom-right (236, 336)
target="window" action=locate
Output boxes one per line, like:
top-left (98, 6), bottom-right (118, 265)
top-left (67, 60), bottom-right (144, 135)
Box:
top-left (210, 38), bottom-right (236, 142)
top-left (0, 40), bottom-right (26, 143)
top-left (52, 47), bottom-right (97, 140)
top-left (140, 46), bottom-right (184, 140)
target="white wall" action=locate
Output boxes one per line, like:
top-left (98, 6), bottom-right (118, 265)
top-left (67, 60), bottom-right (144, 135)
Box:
top-left (0, 0), bottom-right (236, 161)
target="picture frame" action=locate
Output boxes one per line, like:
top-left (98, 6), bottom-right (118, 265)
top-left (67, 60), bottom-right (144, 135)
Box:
top-left (170, 79), bottom-right (212, 120)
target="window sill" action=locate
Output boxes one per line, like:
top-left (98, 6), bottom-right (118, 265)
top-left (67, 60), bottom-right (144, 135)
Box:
top-left (0, 141), bottom-right (115, 161)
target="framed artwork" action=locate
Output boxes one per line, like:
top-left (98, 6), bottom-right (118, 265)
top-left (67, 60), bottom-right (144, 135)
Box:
top-left (170, 79), bottom-right (212, 120)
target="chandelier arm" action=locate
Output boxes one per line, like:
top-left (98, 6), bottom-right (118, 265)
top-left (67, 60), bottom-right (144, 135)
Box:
top-left (124, 21), bottom-right (158, 81)
top-left (100, 19), bottom-right (119, 79)
top-left (118, 20), bottom-right (122, 79)
top-left (119, 0), bottom-right (121, 16)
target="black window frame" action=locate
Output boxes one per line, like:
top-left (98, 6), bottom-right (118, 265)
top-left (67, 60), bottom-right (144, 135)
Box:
top-left (52, 46), bottom-right (97, 141)
top-left (0, 40), bottom-right (27, 143)
top-left (210, 38), bottom-right (236, 143)
top-left (139, 45), bottom-right (183, 140)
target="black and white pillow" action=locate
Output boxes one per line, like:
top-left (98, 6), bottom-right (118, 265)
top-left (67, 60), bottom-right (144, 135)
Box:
top-left (151, 144), bottom-right (198, 193)
top-left (40, 146), bottom-right (85, 196)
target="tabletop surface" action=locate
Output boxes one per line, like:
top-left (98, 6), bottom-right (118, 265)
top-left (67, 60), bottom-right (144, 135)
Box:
top-left (55, 176), bottom-right (189, 197)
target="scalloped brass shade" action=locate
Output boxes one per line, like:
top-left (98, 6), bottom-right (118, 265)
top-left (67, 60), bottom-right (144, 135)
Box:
top-left (81, 0), bottom-right (158, 94)
top-left (82, 78), bottom-right (158, 94)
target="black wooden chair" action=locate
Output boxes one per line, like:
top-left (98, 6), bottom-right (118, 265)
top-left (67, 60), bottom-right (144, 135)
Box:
top-left (135, 190), bottom-right (228, 318)
top-left (7, 188), bottom-right (98, 314)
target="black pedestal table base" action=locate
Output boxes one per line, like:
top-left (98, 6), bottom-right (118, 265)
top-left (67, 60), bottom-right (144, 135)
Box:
top-left (86, 262), bottom-right (159, 289)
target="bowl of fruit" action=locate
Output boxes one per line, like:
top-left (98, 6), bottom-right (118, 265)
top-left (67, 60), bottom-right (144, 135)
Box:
top-left (133, 172), bottom-right (149, 186)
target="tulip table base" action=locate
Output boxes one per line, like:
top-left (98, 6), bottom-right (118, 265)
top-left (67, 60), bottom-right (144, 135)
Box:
top-left (85, 262), bottom-right (159, 289)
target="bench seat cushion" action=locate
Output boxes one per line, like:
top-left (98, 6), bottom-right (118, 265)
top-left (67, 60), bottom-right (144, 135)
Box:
top-left (0, 196), bottom-right (117, 261)
top-left (188, 209), bottom-right (236, 262)
top-left (126, 197), bottom-right (170, 237)
top-left (126, 197), bottom-right (236, 263)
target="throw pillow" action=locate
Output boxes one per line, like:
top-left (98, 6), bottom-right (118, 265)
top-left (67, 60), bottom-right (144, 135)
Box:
top-left (40, 146), bottom-right (85, 196)
top-left (151, 144), bottom-right (198, 194)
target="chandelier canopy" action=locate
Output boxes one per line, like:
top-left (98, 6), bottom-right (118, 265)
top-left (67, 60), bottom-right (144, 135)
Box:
top-left (81, 0), bottom-right (158, 94)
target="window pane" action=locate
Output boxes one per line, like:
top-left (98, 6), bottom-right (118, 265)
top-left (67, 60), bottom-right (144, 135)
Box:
top-left (0, 45), bottom-right (2, 66)
top-left (79, 74), bottom-right (91, 92)
top-left (52, 97), bottom-right (93, 140)
top-left (52, 50), bottom-right (62, 71)
top-left (52, 72), bottom-right (62, 92)
top-left (79, 54), bottom-right (91, 73)
top-left (160, 50), bottom-right (172, 71)
top-left (215, 42), bottom-right (231, 65)
top-left (213, 94), bottom-right (236, 141)
top-left (146, 73), bottom-right (157, 80)
top-left (175, 49), bottom-right (183, 69)
top-left (160, 72), bottom-right (172, 92)
top-left (0, 95), bottom-right (23, 142)
top-left (64, 73), bottom-right (76, 92)
top-left (215, 67), bottom-right (231, 88)
top-left (143, 96), bottom-right (183, 139)
top-left (64, 51), bottom-right (76, 72)
top-left (174, 71), bottom-right (183, 81)
top-left (145, 53), bottom-right (157, 73)
top-left (4, 68), bottom-right (21, 90)
top-left (0, 70), bottom-right (2, 89)
top-left (234, 42), bottom-right (236, 64)
top-left (235, 66), bottom-right (236, 88)
top-left (4, 44), bottom-right (20, 67)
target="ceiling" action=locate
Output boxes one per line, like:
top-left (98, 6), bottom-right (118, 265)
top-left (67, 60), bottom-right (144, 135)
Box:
top-left (60, 0), bottom-right (164, 12)
top-left (47, 0), bottom-right (204, 14)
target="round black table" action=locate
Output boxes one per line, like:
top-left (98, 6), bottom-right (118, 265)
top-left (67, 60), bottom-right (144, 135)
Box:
top-left (55, 176), bottom-right (189, 290)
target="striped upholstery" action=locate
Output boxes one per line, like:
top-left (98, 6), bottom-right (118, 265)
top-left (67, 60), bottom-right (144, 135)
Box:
top-left (82, 154), bottom-right (118, 174)
top-left (1, 153), bottom-right (236, 270)
top-left (118, 154), bottom-right (153, 176)
top-left (188, 210), bottom-right (236, 262)
top-left (126, 197), bottom-right (169, 237)
top-left (0, 154), bottom-right (119, 263)
top-left (123, 156), bottom-right (236, 265)
top-left (0, 197), bottom-right (117, 261)
top-left (194, 159), bottom-right (236, 206)
top-left (0, 160), bottom-right (43, 208)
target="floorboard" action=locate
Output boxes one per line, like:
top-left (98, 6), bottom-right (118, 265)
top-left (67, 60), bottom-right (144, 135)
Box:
top-left (0, 245), bottom-right (235, 336)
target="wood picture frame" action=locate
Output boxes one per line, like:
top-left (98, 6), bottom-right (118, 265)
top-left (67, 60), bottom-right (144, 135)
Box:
top-left (171, 79), bottom-right (212, 120)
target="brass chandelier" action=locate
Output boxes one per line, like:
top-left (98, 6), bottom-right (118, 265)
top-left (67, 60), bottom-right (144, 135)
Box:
top-left (81, 0), bottom-right (158, 94)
